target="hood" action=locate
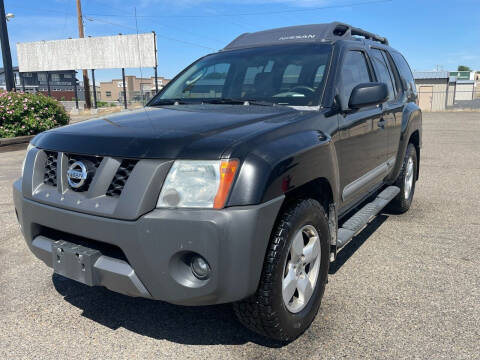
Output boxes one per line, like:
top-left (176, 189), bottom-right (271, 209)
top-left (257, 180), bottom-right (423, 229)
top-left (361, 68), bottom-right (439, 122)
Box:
top-left (32, 105), bottom-right (301, 159)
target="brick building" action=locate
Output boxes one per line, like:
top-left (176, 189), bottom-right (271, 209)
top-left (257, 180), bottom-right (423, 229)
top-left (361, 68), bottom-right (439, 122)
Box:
top-left (99, 76), bottom-right (170, 103)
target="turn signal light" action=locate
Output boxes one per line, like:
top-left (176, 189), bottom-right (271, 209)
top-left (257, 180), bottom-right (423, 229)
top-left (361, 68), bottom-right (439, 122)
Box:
top-left (213, 160), bottom-right (239, 209)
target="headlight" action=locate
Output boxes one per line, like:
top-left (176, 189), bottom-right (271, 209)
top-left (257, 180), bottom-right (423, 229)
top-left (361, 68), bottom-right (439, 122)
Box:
top-left (157, 159), bottom-right (239, 209)
top-left (21, 143), bottom-right (35, 177)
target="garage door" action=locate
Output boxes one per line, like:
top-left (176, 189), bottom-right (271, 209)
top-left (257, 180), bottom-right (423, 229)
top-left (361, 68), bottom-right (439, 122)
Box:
top-left (419, 86), bottom-right (433, 111)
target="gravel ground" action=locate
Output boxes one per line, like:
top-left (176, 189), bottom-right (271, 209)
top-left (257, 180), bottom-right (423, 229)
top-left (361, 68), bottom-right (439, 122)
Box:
top-left (1, 112), bottom-right (479, 359)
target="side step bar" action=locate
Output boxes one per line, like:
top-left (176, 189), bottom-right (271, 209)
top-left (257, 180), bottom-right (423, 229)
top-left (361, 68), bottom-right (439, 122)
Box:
top-left (335, 186), bottom-right (400, 255)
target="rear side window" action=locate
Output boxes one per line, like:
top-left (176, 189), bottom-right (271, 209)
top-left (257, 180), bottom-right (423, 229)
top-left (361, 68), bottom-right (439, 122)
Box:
top-left (282, 64), bottom-right (302, 85)
top-left (313, 65), bottom-right (325, 87)
top-left (391, 52), bottom-right (416, 94)
top-left (339, 50), bottom-right (372, 108)
top-left (370, 49), bottom-right (395, 101)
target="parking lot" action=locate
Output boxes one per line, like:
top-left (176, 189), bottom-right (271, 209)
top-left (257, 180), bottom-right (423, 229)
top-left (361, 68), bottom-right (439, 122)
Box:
top-left (1, 112), bottom-right (479, 359)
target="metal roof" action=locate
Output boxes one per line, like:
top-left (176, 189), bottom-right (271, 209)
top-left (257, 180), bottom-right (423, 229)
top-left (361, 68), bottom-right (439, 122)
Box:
top-left (223, 22), bottom-right (388, 51)
top-left (413, 71), bottom-right (449, 80)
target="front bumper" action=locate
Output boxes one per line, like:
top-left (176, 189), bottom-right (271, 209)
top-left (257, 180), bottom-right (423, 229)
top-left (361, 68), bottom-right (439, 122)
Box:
top-left (13, 179), bottom-right (283, 305)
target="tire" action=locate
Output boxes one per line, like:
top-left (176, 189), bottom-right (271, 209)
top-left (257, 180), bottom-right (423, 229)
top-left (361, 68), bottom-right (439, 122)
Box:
top-left (233, 199), bottom-right (330, 342)
top-left (388, 143), bottom-right (418, 213)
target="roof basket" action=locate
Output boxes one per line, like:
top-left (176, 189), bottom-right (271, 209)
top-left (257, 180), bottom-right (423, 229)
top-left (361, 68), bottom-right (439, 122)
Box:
top-left (222, 22), bottom-right (389, 51)
top-left (331, 23), bottom-right (388, 45)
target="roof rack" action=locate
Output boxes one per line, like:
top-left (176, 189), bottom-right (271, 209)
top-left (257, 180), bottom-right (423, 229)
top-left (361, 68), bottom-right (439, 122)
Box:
top-left (222, 22), bottom-right (389, 51)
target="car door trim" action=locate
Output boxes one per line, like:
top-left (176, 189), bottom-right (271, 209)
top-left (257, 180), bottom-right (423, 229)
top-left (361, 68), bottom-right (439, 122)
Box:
top-left (342, 156), bottom-right (396, 201)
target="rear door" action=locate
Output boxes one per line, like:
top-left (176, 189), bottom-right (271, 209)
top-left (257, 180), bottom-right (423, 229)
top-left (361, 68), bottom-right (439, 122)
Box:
top-left (335, 48), bottom-right (388, 208)
top-left (368, 47), bottom-right (404, 164)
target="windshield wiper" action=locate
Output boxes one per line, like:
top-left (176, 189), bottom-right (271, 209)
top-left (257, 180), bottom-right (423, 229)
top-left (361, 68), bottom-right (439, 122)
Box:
top-left (202, 98), bottom-right (276, 106)
top-left (151, 99), bottom-right (195, 106)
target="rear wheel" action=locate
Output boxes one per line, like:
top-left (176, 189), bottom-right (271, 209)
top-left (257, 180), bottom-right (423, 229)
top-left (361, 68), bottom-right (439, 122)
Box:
top-left (389, 143), bottom-right (418, 213)
top-left (233, 199), bottom-right (330, 341)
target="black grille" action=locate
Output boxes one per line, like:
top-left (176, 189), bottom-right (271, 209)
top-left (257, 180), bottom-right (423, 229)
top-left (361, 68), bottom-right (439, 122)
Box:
top-left (106, 159), bottom-right (138, 197)
top-left (43, 151), bottom-right (58, 186)
top-left (66, 153), bottom-right (103, 192)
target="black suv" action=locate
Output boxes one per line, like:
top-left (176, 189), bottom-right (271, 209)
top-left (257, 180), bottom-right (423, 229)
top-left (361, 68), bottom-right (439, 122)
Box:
top-left (14, 22), bottom-right (421, 341)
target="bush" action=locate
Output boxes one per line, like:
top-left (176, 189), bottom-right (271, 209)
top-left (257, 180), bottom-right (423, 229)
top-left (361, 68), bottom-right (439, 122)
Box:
top-left (96, 100), bottom-right (109, 108)
top-left (0, 91), bottom-right (69, 138)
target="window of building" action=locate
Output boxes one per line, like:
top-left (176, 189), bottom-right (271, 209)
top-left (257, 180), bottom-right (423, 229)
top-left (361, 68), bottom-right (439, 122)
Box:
top-left (51, 74), bottom-right (61, 82)
top-left (106, 91), bottom-right (112, 97)
top-left (38, 73), bottom-right (47, 82)
top-left (22, 73), bottom-right (32, 78)
top-left (63, 73), bottom-right (72, 79)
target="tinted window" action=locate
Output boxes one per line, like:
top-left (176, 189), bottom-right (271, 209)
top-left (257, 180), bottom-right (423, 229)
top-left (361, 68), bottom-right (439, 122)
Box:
top-left (154, 44), bottom-right (332, 106)
top-left (339, 51), bottom-right (372, 108)
top-left (313, 65), bottom-right (325, 87)
top-left (282, 64), bottom-right (302, 85)
top-left (371, 49), bottom-right (395, 101)
top-left (181, 63), bottom-right (230, 99)
top-left (391, 52), bottom-right (416, 94)
top-left (381, 51), bottom-right (402, 94)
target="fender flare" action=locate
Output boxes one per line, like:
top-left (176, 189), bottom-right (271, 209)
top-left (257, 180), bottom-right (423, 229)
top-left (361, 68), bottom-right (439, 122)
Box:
top-left (388, 103), bottom-right (422, 183)
top-left (227, 130), bottom-right (340, 207)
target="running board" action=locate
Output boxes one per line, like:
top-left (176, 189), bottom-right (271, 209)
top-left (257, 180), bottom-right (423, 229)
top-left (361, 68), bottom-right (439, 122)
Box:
top-left (336, 186), bottom-right (400, 251)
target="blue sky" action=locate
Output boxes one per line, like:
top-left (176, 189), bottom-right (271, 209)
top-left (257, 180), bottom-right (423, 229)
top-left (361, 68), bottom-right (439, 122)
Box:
top-left (3, 0), bottom-right (480, 83)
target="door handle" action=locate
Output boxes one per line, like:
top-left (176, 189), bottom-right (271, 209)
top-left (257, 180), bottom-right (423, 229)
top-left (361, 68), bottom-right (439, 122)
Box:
top-left (377, 119), bottom-right (386, 129)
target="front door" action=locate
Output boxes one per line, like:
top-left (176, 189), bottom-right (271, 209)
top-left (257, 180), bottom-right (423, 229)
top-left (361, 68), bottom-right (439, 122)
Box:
top-left (335, 50), bottom-right (388, 210)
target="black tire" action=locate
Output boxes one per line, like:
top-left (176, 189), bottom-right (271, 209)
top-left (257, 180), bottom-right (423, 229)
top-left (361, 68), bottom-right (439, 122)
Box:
top-left (388, 143), bottom-right (418, 213)
top-left (233, 199), bottom-right (330, 342)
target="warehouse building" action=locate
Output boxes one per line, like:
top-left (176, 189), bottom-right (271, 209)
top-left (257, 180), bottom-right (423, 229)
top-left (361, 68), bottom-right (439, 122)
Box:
top-left (413, 71), bottom-right (449, 111)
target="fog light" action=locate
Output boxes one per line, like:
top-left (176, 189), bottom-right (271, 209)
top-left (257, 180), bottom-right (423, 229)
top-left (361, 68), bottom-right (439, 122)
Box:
top-left (191, 255), bottom-right (211, 280)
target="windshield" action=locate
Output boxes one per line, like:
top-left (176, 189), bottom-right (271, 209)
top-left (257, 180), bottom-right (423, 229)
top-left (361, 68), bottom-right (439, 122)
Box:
top-left (150, 44), bottom-right (332, 107)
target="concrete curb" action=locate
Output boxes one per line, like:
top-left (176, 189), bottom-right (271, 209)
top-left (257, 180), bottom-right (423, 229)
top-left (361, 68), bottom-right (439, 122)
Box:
top-left (0, 135), bottom-right (34, 147)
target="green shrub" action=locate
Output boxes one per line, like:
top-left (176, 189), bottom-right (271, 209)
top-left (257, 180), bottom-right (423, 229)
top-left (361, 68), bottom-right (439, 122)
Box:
top-left (96, 101), bottom-right (109, 108)
top-left (0, 91), bottom-right (69, 138)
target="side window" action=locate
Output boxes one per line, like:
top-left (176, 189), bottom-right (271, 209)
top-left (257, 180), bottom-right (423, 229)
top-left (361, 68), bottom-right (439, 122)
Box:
top-left (339, 50), bottom-right (372, 108)
top-left (382, 51), bottom-right (402, 94)
top-left (313, 64), bottom-right (325, 87)
top-left (241, 60), bottom-right (274, 96)
top-left (391, 52), bottom-right (416, 94)
top-left (244, 66), bottom-right (264, 85)
top-left (370, 49), bottom-right (395, 101)
top-left (282, 64), bottom-right (302, 86)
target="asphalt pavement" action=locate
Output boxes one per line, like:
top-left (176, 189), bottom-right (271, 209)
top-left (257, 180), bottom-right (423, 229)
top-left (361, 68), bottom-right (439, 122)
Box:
top-left (1, 112), bottom-right (479, 359)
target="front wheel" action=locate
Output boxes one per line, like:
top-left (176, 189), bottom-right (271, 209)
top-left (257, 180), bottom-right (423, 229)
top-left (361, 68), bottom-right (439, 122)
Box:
top-left (388, 143), bottom-right (418, 213)
top-left (233, 199), bottom-right (330, 341)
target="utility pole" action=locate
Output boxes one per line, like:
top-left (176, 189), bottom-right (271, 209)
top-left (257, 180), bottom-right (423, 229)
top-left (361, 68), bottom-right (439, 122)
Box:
top-left (76, 0), bottom-right (91, 109)
top-left (0, 0), bottom-right (15, 91)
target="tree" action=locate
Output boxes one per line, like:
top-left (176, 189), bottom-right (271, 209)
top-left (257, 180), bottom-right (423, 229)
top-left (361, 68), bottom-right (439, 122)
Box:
top-left (457, 65), bottom-right (471, 71)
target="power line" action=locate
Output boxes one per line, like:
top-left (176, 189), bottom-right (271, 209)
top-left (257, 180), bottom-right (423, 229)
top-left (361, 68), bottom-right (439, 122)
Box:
top-left (85, 17), bottom-right (217, 51)
top-left (84, 0), bottom-right (392, 18)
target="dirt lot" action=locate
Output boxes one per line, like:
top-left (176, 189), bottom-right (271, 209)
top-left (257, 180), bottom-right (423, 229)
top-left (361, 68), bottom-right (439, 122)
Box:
top-left (1, 112), bottom-right (479, 359)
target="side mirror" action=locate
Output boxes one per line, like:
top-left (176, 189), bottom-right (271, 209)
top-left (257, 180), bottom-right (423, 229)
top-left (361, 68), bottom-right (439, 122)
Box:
top-left (348, 82), bottom-right (388, 109)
